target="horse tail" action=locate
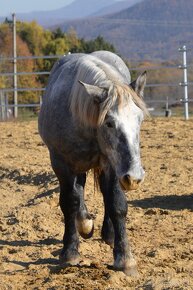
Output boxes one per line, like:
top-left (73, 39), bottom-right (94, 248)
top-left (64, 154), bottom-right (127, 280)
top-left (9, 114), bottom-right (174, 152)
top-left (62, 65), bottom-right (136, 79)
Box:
top-left (93, 167), bottom-right (101, 194)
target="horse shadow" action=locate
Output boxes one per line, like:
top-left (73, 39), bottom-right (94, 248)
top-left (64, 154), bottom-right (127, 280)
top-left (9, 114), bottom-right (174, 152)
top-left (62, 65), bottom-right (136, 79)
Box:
top-left (0, 237), bottom-right (61, 273)
top-left (128, 192), bottom-right (193, 211)
top-left (0, 237), bottom-right (61, 247)
top-left (26, 187), bottom-right (60, 207)
top-left (0, 168), bottom-right (56, 187)
top-left (4, 257), bottom-right (59, 271)
top-left (0, 167), bottom-right (60, 205)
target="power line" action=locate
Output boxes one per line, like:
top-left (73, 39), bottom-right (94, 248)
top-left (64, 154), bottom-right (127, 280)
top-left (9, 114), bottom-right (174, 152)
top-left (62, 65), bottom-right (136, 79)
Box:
top-left (94, 17), bottom-right (193, 28)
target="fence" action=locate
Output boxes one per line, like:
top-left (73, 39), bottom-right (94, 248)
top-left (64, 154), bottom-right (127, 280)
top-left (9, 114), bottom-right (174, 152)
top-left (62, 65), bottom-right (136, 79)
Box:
top-left (0, 48), bottom-right (193, 121)
top-left (0, 54), bottom-right (63, 120)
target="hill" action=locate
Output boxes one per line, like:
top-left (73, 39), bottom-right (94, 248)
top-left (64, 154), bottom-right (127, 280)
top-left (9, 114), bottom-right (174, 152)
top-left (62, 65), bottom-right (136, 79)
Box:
top-left (92, 0), bottom-right (142, 16)
top-left (111, 0), bottom-right (193, 21)
top-left (56, 0), bottom-right (193, 61)
top-left (0, 0), bottom-right (141, 27)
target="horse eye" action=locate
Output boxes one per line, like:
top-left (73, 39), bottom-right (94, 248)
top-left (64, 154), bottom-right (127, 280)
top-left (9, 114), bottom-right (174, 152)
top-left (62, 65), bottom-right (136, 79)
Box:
top-left (106, 121), bottom-right (114, 128)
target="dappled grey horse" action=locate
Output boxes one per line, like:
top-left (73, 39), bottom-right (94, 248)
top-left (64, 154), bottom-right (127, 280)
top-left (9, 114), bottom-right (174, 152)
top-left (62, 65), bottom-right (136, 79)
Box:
top-left (38, 50), bottom-right (148, 275)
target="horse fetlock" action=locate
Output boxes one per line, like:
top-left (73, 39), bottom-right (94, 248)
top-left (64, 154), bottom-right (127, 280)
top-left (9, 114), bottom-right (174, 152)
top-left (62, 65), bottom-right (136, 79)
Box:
top-left (113, 254), bottom-right (138, 276)
top-left (101, 225), bottom-right (114, 247)
top-left (59, 248), bottom-right (80, 266)
top-left (102, 234), bottom-right (114, 248)
top-left (76, 217), bottom-right (94, 239)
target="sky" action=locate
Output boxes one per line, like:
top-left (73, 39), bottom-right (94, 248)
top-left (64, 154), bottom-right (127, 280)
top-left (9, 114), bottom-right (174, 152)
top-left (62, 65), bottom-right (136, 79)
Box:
top-left (0, 0), bottom-right (73, 16)
top-left (0, 0), bottom-right (122, 16)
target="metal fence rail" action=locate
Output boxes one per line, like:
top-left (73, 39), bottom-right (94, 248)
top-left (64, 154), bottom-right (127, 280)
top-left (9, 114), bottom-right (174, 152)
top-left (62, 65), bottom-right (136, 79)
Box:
top-left (0, 54), bottom-right (65, 61)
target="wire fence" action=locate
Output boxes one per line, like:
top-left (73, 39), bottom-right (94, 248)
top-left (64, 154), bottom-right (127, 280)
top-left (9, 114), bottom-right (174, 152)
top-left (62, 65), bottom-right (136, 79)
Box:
top-left (0, 50), bottom-right (193, 121)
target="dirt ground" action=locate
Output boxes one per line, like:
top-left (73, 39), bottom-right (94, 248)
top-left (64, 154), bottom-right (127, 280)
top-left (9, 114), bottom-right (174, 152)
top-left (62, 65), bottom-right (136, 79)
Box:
top-left (0, 117), bottom-right (193, 290)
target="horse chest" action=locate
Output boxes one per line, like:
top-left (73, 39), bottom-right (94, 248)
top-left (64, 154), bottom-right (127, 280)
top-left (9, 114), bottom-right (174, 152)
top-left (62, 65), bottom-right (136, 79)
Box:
top-left (62, 137), bottom-right (100, 173)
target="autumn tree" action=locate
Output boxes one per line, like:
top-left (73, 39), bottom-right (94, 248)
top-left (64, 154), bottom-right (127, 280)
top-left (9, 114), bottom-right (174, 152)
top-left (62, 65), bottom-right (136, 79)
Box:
top-left (66, 27), bottom-right (81, 51)
top-left (0, 20), bottom-right (117, 105)
top-left (0, 22), bottom-right (40, 104)
top-left (17, 21), bottom-right (52, 56)
top-left (42, 29), bottom-right (70, 73)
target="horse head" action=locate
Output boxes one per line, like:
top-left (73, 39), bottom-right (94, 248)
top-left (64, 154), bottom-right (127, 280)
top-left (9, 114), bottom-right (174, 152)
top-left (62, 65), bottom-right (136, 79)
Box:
top-left (79, 71), bottom-right (147, 191)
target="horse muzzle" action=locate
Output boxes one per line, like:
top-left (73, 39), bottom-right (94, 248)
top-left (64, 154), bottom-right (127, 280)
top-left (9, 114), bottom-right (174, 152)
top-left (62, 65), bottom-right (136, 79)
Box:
top-left (119, 174), bottom-right (144, 191)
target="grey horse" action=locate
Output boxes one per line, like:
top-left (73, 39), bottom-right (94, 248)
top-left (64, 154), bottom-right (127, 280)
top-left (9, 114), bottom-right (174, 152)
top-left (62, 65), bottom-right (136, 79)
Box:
top-left (38, 50), bottom-right (148, 275)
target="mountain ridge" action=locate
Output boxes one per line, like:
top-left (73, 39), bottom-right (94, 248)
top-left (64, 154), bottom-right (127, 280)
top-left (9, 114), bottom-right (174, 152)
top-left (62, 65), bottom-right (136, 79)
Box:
top-left (55, 0), bottom-right (193, 60)
top-left (91, 0), bottom-right (143, 17)
top-left (0, 0), bottom-right (141, 27)
top-left (1, 0), bottom-right (193, 61)
top-left (110, 0), bottom-right (193, 21)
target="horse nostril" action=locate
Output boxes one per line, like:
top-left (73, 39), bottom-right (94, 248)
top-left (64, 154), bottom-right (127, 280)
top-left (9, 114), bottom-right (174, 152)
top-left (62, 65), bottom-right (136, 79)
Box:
top-left (125, 174), bottom-right (130, 179)
top-left (126, 175), bottom-right (141, 183)
top-left (124, 174), bottom-right (131, 183)
top-left (120, 171), bottom-right (145, 191)
top-left (130, 177), bottom-right (142, 184)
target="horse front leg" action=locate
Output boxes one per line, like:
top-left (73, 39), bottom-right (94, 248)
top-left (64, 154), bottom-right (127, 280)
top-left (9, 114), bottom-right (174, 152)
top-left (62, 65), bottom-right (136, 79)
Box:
top-left (101, 168), bottom-right (138, 276)
top-left (59, 178), bottom-right (81, 265)
top-left (50, 152), bottom-right (80, 265)
top-left (75, 173), bottom-right (94, 239)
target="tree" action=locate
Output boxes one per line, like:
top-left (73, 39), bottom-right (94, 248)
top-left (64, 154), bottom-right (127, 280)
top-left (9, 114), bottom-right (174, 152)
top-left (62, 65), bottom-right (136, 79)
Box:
top-left (66, 27), bottom-right (81, 51)
top-left (17, 20), bottom-right (53, 79)
top-left (17, 21), bottom-right (52, 56)
top-left (53, 27), bottom-right (64, 39)
top-left (70, 35), bottom-right (116, 53)
top-left (0, 21), bottom-right (117, 104)
top-left (0, 22), bottom-right (41, 104)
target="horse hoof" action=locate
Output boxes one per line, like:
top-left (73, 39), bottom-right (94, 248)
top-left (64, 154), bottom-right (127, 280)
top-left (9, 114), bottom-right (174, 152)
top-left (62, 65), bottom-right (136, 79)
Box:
top-left (114, 257), bottom-right (138, 277)
top-left (59, 250), bottom-right (80, 267)
top-left (123, 266), bottom-right (139, 277)
top-left (76, 218), bottom-right (94, 239)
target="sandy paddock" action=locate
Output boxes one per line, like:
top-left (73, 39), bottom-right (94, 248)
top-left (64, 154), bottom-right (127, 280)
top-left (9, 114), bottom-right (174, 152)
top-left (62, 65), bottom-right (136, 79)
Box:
top-left (0, 117), bottom-right (193, 289)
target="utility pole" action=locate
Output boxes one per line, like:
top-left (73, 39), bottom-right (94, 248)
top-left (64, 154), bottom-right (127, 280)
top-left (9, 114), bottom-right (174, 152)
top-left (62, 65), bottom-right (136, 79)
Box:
top-left (12, 13), bottom-right (18, 118)
top-left (179, 45), bottom-right (189, 120)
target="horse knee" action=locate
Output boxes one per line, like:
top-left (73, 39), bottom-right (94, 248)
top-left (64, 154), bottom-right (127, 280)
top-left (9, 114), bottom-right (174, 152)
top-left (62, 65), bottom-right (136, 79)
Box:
top-left (60, 191), bottom-right (80, 215)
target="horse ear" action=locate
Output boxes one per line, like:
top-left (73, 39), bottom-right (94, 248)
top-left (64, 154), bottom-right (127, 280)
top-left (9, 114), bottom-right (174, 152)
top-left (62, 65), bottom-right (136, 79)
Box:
top-left (79, 80), bottom-right (107, 103)
top-left (130, 71), bottom-right (147, 98)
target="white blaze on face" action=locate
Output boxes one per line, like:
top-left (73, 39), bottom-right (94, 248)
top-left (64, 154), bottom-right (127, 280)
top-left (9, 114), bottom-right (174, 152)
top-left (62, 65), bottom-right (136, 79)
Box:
top-left (118, 98), bottom-right (143, 145)
top-left (103, 97), bottom-right (144, 178)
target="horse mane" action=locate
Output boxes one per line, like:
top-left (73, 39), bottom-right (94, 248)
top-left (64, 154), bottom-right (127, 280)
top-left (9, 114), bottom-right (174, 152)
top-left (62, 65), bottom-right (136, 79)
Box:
top-left (69, 55), bottom-right (149, 127)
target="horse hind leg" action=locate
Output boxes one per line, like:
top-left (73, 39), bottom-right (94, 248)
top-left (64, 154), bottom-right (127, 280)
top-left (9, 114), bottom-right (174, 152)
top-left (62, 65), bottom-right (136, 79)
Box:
top-left (75, 173), bottom-right (94, 239)
top-left (101, 214), bottom-right (114, 247)
top-left (99, 171), bottom-right (115, 247)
